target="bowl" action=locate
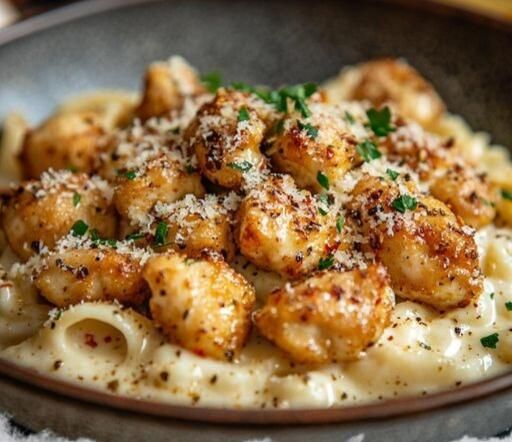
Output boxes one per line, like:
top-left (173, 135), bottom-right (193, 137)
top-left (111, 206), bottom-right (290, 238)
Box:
top-left (0, 1), bottom-right (511, 440)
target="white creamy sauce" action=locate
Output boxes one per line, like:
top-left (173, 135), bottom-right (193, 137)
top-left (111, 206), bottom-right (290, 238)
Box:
top-left (1, 226), bottom-right (512, 409)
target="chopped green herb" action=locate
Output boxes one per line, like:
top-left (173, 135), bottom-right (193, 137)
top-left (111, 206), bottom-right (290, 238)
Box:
top-left (71, 220), bottom-right (88, 237)
top-left (344, 111), bottom-right (355, 124)
top-left (238, 107), bottom-right (250, 122)
top-left (386, 169), bottom-right (399, 181)
top-left (90, 229), bottom-right (117, 248)
top-left (366, 106), bottom-right (395, 137)
top-left (67, 165), bottom-right (78, 173)
top-left (418, 342), bottom-right (431, 351)
top-left (228, 161), bottom-right (253, 172)
top-left (505, 301), bottom-right (512, 311)
top-left (317, 193), bottom-right (331, 216)
top-left (297, 120), bottom-right (318, 139)
top-left (154, 222), bottom-right (168, 246)
top-left (274, 119), bottom-right (285, 135)
top-left (232, 82), bottom-right (317, 118)
top-left (480, 333), bottom-right (499, 349)
top-left (316, 171), bottom-right (330, 190)
top-left (490, 292), bottom-right (495, 299)
top-left (356, 139), bottom-right (381, 162)
top-left (501, 189), bottom-right (512, 201)
top-left (201, 71), bottom-right (222, 93)
top-left (126, 232), bottom-right (145, 241)
top-left (336, 216), bottom-right (345, 233)
top-left (124, 170), bottom-right (137, 180)
top-left (318, 255), bottom-right (335, 270)
top-left (72, 192), bottom-right (81, 207)
top-left (392, 194), bottom-right (418, 213)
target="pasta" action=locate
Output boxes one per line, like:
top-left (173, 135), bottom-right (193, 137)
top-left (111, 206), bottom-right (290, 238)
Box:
top-left (1, 56), bottom-right (512, 409)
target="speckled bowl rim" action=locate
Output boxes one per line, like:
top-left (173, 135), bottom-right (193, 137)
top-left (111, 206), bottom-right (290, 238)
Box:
top-left (1, 0), bottom-right (512, 425)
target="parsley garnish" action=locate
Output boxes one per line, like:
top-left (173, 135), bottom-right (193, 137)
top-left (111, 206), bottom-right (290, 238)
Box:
top-left (238, 107), bottom-right (250, 122)
top-left (154, 222), bottom-right (168, 246)
top-left (356, 140), bottom-right (381, 162)
top-left (317, 193), bottom-right (331, 216)
top-left (344, 111), bottom-right (355, 124)
top-left (231, 82), bottom-right (317, 118)
top-left (124, 170), bottom-right (137, 180)
top-left (366, 106), bottom-right (395, 137)
top-left (126, 232), bottom-right (145, 241)
top-left (90, 229), bottom-right (117, 248)
top-left (336, 216), bottom-right (345, 233)
top-left (201, 71), bottom-right (222, 93)
top-left (316, 171), bottom-right (329, 190)
top-left (318, 255), bottom-right (335, 270)
top-left (185, 165), bottom-right (198, 174)
top-left (71, 220), bottom-right (88, 237)
top-left (72, 192), bottom-right (81, 207)
top-left (228, 161), bottom-right (253, 172)
top-left (490, 292), bottom-right (495, 299)
top-left (501, 189), bottom-right (512, 201)
top-left (386, 169), bottom-right (399, 181)
top-left (505, 302), bottom-right (512, 311)
top-left (274, 119), bottom-right (285, 135)
top-left (297, 120), bottom-right (318, 139)
top-left (67, 165), bottom-right (78, 173)
top-left (480, 333), bottom-right (499, 349)
top-left (392, 195), bottom-right (418, 213)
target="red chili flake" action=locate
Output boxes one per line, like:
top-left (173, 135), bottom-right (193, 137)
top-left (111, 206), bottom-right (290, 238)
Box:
top-left (193, 348), bottom-right (205, 357)
top-left (104, 336), bottom-right (112, 343)
top-left (84, 333), bottom-right (98, 348)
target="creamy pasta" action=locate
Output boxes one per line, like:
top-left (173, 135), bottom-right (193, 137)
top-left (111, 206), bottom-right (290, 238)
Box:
top-left (1, 56), bottom-right (512, 409)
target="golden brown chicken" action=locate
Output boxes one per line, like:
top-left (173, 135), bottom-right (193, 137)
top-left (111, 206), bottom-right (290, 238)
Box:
top-left (1, 170), bottom-right (116, 261)
top-left (254, 264), bottom-right (394, 364)
top-left (346, 174), bottom-right (482, 310)
top-left (236, 174), bottom-right (339, 279)
top-left (136, 56), bottom-right (207, 121)
top-left (269, 102), bottom-right (362, 192)
top-left (35, 245), bottom-right (148, 308)
top-left (185, 88), bottom-right (271, 189)
top-left (20, 111), bottom-right (105, 178)
top-left (143, 252), bottom-right (255, 361)
top-left (328, 58), bottom-right (445, 127)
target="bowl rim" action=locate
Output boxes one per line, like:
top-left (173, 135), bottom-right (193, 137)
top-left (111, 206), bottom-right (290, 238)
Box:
top-left (1, 0), bottom-right (512, 426)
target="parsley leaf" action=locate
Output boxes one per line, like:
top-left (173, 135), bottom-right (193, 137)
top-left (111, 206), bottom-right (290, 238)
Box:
top-left (386, 169), bottom-right (399, 181)
top-left (185, 165), bottom-right (198, 174)
top-left (154, 222), bottom-right (168, 246)
top-left (318, 255), bottom-right (335, 270)
top-left (490, 292), bottom-right (495, 299)
top-left (344, 111), bottom-right (355, 124)
top-left (90, 229), bottom-right (117, 248)
top-left (366, 106), bottom-right (395, 137)
top-left (317, 193), bottom-right (332, 216)
top-left (274, 119), bottom-right (285, 135)
top-left (356, 140), bottom-right (381, 162)
top-left (72, 192), bottom-right (81, 207)
top-left (126, 232), bottom-right (145, 241)
top-left (392, 195), bottom-right (418, 213)
top-left (316, 171), bottom-right (329, 190)
top-left (336, 216), bottom-right (345, 233)
top-left (501, 189), bottom-right (512, 201)
top-left (67, 165), bottom-right (78, 173)
top-left (201, 71), bottom-right (222, 93)
top-left (71, 220), bottom-right (88, 237)
top-left (480, 333), bottom-right (499, 349)
top-left (505, 301), bottom-right (512, 311)
top-left (124, 170), bottom-right (137, 180)
top-left (297, 120), bottom-right (318, 139)
top-left (228, 161), bottom-right (253, 172)
top-left (238, 107), bottom-right (250, 122)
